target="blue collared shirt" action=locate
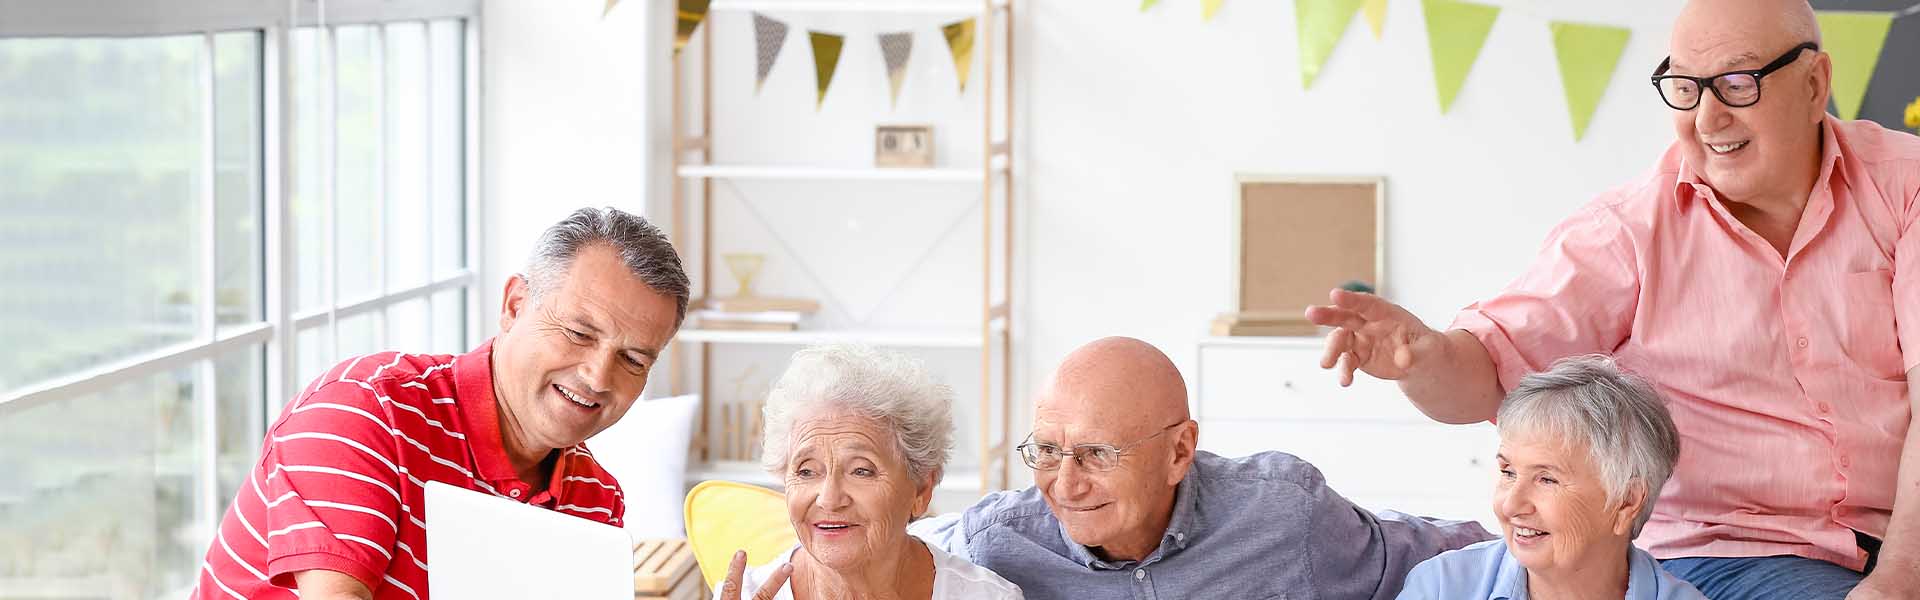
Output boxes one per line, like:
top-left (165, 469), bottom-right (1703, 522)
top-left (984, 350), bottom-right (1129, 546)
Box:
top-left (910, 451), bottom-right (1493, 600)
top-left (1395, 539), bottom-right (1708, 600)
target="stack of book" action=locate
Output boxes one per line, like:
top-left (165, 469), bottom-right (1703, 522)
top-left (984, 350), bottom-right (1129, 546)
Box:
top-left (694, 296), bottom-right (820, 331)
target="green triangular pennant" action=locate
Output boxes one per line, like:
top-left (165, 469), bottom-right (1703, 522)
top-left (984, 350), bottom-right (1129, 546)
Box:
top-left (1297, 0), bottom-right (1366, 89)
top-left (1815, 10), bottom-right (1894, 121)
top-left (1550, 22), bottom-right (1630, 141)
top-left (808, 31), bottom-right (844, 109)
top-left (1422, 0), bottom-right (1500, 113)
top-left (1141, 0), bottom-right (1160, 11)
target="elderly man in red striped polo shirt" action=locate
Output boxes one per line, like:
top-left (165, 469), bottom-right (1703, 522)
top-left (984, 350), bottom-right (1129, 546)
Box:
top-left (191, 207), bottom-right (690, 600)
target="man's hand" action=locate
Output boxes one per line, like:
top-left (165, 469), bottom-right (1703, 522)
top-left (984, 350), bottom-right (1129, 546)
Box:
top-left (1304, 289), bottom-right (1448, 386)
top-left (718, 549), bottom-right (791, 600)
top-left (1846, 569), bottom-right (1914, 600)
top-left (293, 569), bottom-right (372, 600)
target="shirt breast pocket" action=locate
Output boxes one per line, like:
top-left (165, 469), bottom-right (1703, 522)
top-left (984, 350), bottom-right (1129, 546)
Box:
top-left (1843, 269), bottom-right (1903, 380)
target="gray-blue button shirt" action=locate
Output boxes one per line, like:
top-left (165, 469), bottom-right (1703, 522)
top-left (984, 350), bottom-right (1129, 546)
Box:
top-left (911, 451), bottom-right (1493, 600)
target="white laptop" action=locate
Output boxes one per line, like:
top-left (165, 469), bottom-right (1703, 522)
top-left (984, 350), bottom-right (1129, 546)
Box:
top-left (425, 480), bottom-right (633, 599)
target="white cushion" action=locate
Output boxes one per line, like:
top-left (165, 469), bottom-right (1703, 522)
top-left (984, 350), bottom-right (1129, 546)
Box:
top-left (587, 393), bottom-right (699, 539)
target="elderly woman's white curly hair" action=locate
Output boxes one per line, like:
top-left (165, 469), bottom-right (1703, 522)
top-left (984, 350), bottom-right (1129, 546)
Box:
top-left (759, 344), bottom-right (954, 487)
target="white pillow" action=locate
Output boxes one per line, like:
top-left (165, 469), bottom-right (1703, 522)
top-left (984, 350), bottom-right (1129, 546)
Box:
top-left (587, 393), bottom-right (699, 539)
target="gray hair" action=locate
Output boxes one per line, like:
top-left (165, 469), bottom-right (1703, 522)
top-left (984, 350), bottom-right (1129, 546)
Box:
top-left (1496, 355), bottom-right (1681, 538)
top-left (524, 207), bottom-right (691, 326)
top-left (760, 344), bottom-right (954, 489)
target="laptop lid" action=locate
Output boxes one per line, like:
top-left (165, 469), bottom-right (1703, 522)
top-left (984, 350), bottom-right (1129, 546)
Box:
top-left (425, 480), bottom-right (632, 599)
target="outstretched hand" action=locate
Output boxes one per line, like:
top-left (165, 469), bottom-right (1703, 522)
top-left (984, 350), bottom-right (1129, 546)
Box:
top-left (717, 550), bottom-right (791, 600)
top-left (1303, 289), bottom-right (1446, 386)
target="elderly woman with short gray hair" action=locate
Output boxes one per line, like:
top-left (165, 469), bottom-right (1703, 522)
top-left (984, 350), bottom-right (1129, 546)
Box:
top-left (1398, 356), bottom-right (1706, 600)
top-left (715, 344), bottom-right (1022, 600)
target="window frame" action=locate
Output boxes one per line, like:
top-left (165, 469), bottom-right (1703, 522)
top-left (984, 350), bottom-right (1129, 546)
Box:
top-left (0, 0), bottom-right (484, 554)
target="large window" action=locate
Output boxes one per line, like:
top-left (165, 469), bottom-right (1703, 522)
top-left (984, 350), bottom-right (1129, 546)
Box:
top-left (0, 2), bottom-right (480, 597)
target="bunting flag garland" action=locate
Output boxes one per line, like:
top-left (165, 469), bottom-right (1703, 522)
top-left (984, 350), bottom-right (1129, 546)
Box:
top-left (942, 19), bottom-right (977, 93)
top-left (1363, 0), bottom-right (1388, 39)
top-left (878, 32), bottom-right (915, 107)
top-left (1550, 22), bottom-right (1631, 141)
top-left (753, 14), bottom-right (790, 94)
top-left (1202, 0), bottom-right (1226, 20)
top-left (1296, 0), bottom-right (1365, 89)
top-left (1141, 0), bottom-right (1161, 11)
top-left (1422, 0), bottom-right (1501, 113)
top-left (808, 31), bottom-right (845, 109)
top-left (1815, 10), bottom-right (1896, 121)
top-left (674, 0), bottom-right (712, 55)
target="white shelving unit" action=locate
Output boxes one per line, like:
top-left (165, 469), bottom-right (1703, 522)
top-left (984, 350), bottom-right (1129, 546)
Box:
top-left (670, 0), bottom-right (1019, 496)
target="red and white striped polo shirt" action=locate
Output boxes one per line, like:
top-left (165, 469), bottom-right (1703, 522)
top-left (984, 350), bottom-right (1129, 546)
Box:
top-left (192, 339), bottom-right (626, 599)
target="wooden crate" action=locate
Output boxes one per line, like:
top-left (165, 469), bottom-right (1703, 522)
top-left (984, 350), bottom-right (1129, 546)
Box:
top-left (634, 539), bottom-right (704, 600)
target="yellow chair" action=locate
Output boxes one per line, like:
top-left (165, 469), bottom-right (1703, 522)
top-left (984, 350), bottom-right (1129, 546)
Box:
top-left (684, 480), bottom-right (799, 589)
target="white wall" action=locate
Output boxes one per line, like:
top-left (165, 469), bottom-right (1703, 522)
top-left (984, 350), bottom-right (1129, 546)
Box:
top-left (1019, 0), bottom-right (1684, 384)
top-left (480, 0), bottom-right (671, 333)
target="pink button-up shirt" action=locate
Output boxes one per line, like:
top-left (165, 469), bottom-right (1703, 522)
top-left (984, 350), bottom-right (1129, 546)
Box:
top-left (1452, 116), bottom-right (1920, 570)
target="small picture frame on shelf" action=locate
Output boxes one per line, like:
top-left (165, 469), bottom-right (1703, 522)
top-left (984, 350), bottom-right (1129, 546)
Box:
top-left (875, 124), bottom-right (934, 167)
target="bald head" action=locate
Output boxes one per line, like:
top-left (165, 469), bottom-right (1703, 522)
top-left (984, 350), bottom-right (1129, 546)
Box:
top-left (1039, 337), bottom-right (1190, 433)
top-left (1671, 0), bottom-right (1818, 72)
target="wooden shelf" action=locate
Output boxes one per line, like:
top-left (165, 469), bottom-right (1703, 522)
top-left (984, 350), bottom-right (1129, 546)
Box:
top-left (708, 0), bottom-right (1007, 15)
top-left (677, 327), bottom-right (997, 349)
top-left (676, 163), bottom-right (1004, 183)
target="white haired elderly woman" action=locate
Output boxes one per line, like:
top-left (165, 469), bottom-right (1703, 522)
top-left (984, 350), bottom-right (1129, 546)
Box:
top-left (1397, 356), bottom-right (1706, 600)
top-left (716, 344), bottom-right (1023, 600)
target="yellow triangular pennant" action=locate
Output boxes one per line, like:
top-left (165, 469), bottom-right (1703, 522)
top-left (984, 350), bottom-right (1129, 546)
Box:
top-left (809, 31), bottom-right (844, 109)
top-left (1815, 10), bottom-right (1895, 121)
top-left (1363, 0), bottom-right (1388, 39)
top-left (1202, 0), bottom-right (1225, 20)
top-left (674, 0), bottom-right (712, 55)
top-left (1422, 0), bottom-right (1500, 113)
top-left (1550, 22), bottom-right (1631, 141)
top-left (942, 19), bottom-right (976, 93)
top-left (1297, 0), bottom-right (1365, 89)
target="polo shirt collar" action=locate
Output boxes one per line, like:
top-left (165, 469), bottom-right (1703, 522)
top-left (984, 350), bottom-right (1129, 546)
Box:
top-left (453, 337), bottom-right (520, 484)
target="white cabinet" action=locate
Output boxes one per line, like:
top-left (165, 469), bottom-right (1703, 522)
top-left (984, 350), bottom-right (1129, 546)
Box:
top-left (1195, 336), bottom-right (1501, 531)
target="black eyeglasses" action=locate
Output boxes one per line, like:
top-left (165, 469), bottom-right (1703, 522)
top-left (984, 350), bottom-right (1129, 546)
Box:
top-left (1650, 42), bottom-right (1817, 110)
top-left (1015, 422), bottom-right (1183, 473)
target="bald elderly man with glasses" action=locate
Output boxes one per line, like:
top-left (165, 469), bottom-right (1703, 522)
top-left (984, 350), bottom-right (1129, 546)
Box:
top-left (1306, 1), bottom-right (1920, 598)
top-left (911, 337), bottom-right (1492, 600)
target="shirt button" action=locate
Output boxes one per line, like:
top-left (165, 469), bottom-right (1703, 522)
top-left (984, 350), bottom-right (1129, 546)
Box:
top-left (510, 489), bottom-right (523, 498)
top-left (1818, 402), bottom-right (1832, 414)
top-left (1796, 337), bottom-right (1810, 348)
top-left (1840, 455), bottom-right (1851, 468)
top-left (1174, 532), bottom-right (1185, 543)
top-left (1134, 569), bottom-right (1146, 581)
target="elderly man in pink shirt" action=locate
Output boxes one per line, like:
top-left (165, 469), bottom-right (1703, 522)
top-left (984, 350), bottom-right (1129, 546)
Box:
top-left (1306, 0), bottom-right (1920, 598)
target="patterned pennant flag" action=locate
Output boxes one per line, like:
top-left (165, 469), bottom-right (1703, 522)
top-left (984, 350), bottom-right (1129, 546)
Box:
top-left (809, 31), bottom-right (845, 109)
top-left (1296, 0), bottom-right (1365, 89)
top-left (674, 0), bottom-right (712, 55)
top-left (753, 13), bottom-right (789, 94)
top-left (1550, 22), bottom-right (1631, 141)
top-left (1422, 0), bottom-right (1500, 113)
top-left (942, 19), bottom-right (976, 93)
top-left (878, 31), bottom-right (914, 108)
top-left (1815, 10), bottom-right (1895, 121)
